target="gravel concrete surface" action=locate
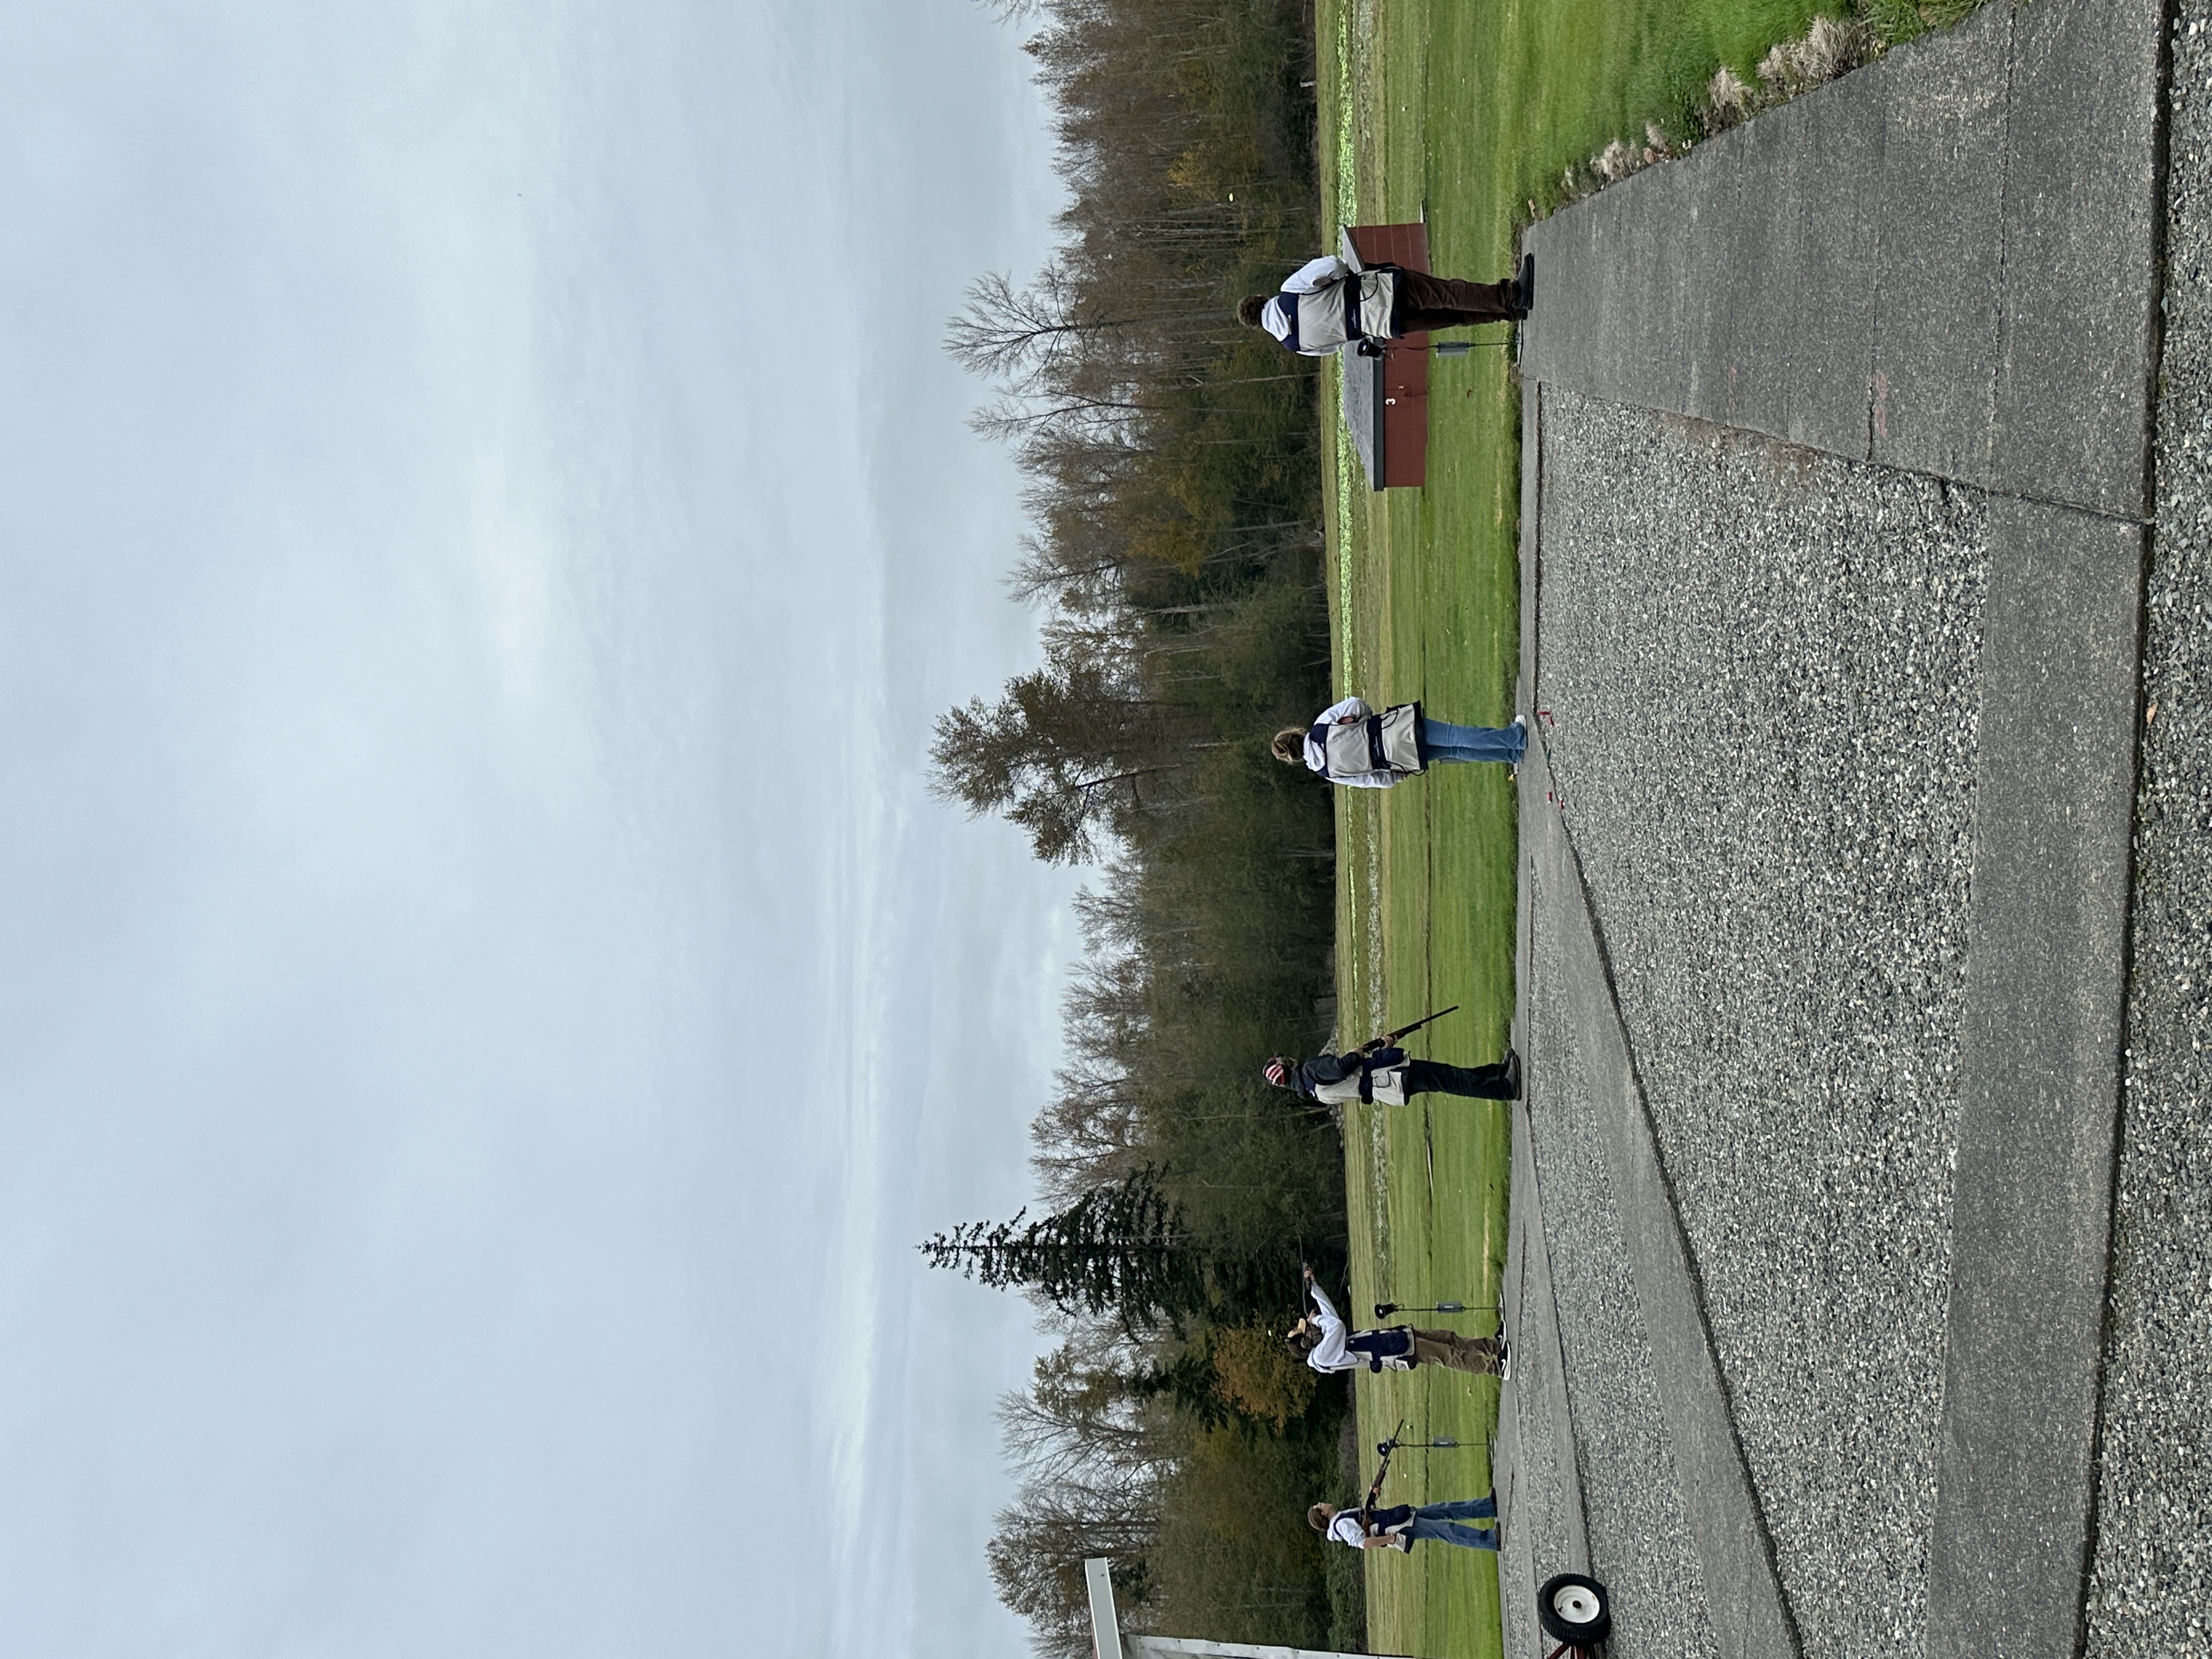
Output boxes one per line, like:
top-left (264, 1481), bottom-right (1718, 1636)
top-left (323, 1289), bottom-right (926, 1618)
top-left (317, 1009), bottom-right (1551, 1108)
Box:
top-left (1524, 866), bottom-right (1717, 1659)
top-left (1497, 1102), bottom-right (1583, 1659)
top-left (1532, 390), bottom-right (1991, 1655)
top-left (2083, 6), bottom-right (2212, 1647)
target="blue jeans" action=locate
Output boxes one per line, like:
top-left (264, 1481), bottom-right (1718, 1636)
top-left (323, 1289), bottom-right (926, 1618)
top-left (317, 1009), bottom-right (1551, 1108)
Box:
top-left (1421, 715), bottom-right (1525, 766)
top-left (1404, 1495), bottom-right (1499, 1551)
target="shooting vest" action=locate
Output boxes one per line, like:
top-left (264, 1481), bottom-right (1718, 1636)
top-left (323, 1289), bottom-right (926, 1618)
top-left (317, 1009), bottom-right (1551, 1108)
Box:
top-left (1283, 271), bottom-right (1397, 352)
top-left (1306, 1059), bottom-right (1410, 1107)
top-left (1346, 1328), bottom-right (1418, 1373)
top-left (1330, 1504), bottom-right (1415, 1546)
top-left (1311, 702), bottom-right (1424, 783)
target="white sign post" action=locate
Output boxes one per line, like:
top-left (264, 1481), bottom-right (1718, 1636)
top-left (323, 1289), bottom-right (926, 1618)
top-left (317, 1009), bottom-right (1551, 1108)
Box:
top-left (1085, 1559), bottom-right (1126, 1659)
top-left (1082, 1558), bottom-right (1413, 1659)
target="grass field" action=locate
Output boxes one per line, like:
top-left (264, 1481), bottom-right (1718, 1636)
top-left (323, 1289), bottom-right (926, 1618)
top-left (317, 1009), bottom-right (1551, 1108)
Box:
top-left (1311, 0), bottom-right (1872, 1652)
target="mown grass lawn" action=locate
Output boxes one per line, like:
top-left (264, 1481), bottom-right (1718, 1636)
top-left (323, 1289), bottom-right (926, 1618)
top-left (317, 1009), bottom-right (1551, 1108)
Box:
top-left (1310, 0), bottom-right (1884, 1652)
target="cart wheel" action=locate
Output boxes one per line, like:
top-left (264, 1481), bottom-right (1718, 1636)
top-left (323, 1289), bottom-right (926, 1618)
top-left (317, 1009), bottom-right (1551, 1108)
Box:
top-left (1536, 1572), bottom-right (1612, 1644)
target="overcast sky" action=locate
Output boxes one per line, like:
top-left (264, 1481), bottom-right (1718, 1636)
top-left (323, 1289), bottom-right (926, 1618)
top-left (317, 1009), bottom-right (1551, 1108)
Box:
top-left (0, 3), bottom-right (1077, 1654)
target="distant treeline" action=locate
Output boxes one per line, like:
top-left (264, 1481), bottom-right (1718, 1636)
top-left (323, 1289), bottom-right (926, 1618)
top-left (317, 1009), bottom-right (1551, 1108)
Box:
top-left (923, 0), bottom-right (1357, 1651)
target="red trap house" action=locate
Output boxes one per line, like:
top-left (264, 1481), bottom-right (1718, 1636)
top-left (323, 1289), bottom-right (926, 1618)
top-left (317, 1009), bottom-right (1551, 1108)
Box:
top-left (1339, 221), bottom-right (1432, 490)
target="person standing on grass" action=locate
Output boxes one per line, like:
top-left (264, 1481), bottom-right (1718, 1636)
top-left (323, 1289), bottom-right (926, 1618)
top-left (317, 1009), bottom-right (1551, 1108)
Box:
top-left (1238, 252), bottom-right (1534, 356)
top-left (1308, 1494), bottom-right (1502, 1553)
top-left (1263, 1044), bottom-right (1520, 1108)
top-left (1272, 695), bottom-right (1525, 787)
top-left (1287, 1268), bottom-right (1509, 1379)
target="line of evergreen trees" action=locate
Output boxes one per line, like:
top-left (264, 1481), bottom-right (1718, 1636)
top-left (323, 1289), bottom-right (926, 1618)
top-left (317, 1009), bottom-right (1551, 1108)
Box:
top-left (918, 0), bottom-right (1360, 1651)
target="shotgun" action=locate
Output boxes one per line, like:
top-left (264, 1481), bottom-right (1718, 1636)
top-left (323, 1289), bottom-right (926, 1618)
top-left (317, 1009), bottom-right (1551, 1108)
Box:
top-left (1357, 1004), bottom-right (1460, 1054)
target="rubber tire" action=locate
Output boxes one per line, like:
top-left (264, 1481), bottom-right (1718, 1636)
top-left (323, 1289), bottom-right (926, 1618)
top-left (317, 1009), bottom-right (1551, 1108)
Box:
top-left (1536, 1572), bottom-right (1612, 1644)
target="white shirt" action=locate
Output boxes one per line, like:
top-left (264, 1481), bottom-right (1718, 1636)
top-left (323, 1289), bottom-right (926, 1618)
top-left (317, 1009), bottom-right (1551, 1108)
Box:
top-left (1327, 1511), bottom-right (1371, 1548)
top-left (1302, 696), bottom-right (1393, 790)
top-left (1260, 256), bottom-right (1355, 356)
top-left (1302, 1282), bottom-right (1362, 1373)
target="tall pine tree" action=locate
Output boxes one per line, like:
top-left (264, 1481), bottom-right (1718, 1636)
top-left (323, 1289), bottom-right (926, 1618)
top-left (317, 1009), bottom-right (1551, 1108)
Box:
top-left (920, 1167), bottom-right (1206, 1329)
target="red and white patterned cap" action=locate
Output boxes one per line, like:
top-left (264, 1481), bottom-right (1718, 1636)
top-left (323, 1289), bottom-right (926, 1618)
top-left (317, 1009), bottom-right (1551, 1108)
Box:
top-left (1262, 1058), bottom-right (1290, 1088)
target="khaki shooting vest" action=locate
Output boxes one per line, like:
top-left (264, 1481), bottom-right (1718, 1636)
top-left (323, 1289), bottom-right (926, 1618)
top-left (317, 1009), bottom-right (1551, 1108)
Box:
top-left (1307, 1063), bottom-right (1409, 1107)
top-left (1316, 703), bottom-right (1424, 782)
top-left (1292, 271), bottom-right (1397, 351)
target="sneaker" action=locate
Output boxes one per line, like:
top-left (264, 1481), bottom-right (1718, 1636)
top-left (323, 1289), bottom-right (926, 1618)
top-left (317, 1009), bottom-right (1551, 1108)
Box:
top-left (1502, 1048), bottom-right (1523, 1098)
top-left (1512, 253), bottom-right (1535, 314)
top-left (1497, 1339), bottom-right (1512, 1381)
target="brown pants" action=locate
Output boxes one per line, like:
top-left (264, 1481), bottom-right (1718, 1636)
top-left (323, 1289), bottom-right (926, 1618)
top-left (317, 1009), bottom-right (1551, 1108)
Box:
top-left (1390, 267), bottom-right (1521, 331)
top-left (1410, 1329), bottom-right (1505, 1375)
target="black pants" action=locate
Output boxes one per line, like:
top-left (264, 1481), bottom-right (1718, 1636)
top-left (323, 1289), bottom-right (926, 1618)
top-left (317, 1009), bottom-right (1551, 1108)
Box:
top-left (1389, 267), bottom-right (1521, 331)
top-left (1405, 1058), bottom-right (1515, 1100)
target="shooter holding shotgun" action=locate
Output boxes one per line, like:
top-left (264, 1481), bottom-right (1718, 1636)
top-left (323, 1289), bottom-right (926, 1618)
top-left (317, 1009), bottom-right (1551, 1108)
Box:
top-left (1262, 1005), bottom-right (1522, 1108)
top-left (1307, 1421), bottom-right (1504, 1554)
top-left (1288, 1266), bottom-right (1509, 1379)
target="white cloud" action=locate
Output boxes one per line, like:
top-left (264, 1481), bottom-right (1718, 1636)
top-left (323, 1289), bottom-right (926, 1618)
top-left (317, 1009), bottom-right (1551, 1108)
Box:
top-left (0, 1), bottom-right (1072, 1654)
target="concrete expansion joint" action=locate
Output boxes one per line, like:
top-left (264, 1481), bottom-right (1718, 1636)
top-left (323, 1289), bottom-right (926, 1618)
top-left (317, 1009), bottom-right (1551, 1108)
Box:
top-left (1988, 483), bottom-right (2153, 527)
top-left (1541, 382), bottom-right (2157, 524)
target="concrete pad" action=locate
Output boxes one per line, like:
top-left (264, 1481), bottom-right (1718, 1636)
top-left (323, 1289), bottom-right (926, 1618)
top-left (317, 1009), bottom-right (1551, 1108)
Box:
top-left (1496, 1082), bottom-right (1593, 1657)
top-left (1498, 383), bottom-right (1576, 1655)
top-left (1520, 862), bottom-right (1723, 1655)
top-left (1615, 164), bottom-right (1702, 417)
top-left (1523, 0), bottom-right (2162, 516)
top-left (1522, 168), bottom-right (1697, 414)
top-left (1516, 188), bottom-right (1597, 392)
top-left (1992, 0), bottom-right (2164, 517)
top-left (1658, 146), bottom-right (1735, 425)
top-left (1531, 387), bottom-right (2006, 1644)
top-left (1773, 82), bottom-right (1885, 455)
top-left (1696, 110), bottom-right (1780, 437)
top-left (1700, 86), bottom-right (1884, 450)
top-left (1521, 735), bottom-right (1803, 1659)
top-left (1521, 4), bottom-right (2019, 482)
top-left (1927, 498), bottom-right (2145, 1659)
top-left (1507, 14), bottom-right (2163, 1650)
top-left (1497, 602), bottom-right (1590, 1654)
top-left (1516, 381), bottom-right (1542, 704)
top-left (1867, 1), bottom-right (2013, 485)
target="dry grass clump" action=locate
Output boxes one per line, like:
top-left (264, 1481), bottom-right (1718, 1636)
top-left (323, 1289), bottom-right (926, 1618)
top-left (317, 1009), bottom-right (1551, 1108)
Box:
top-left (1531, 3), bottom-right (1960, 223)
top-left (1564, 12), bottom-right (1874, 202)
top-left (1707, 65), bottom-right (1757, 122)
top-left (1699, 13), bottom-right (1875, 131)
top-left (1760, 15), bottom-right (1872, 94)
top-left (1576, 120), bottom-right (1681, 194)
